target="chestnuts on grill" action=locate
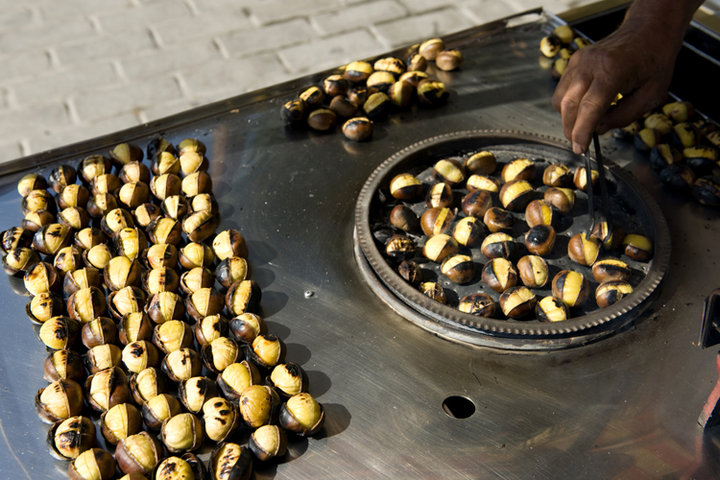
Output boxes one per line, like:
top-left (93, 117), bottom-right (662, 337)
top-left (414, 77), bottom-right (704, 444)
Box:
top-left (422, 233), bottom-right (458, 263)
top-left (180, 376), bottom-right (219, 414)
top-left (143, 393), bottom-right (182, 430)
top-left (114, 227), bottom-right (148, 260)
top-left (552, 269), bottom-right (590, 307)
top-left (129, 366), bottom-right (166, 404)
top-left (592, 258), bottom-right (631, 283)
top-left (100, 208), bottom-right (135, 236)
top-left (100, 403), bottom-right (142, 445)
top-left (458, 292), bottom-right (496, 317)
top-left (156, 455), bottom-right (207, 480)
top-left (28, 291), bottom-right (63, 323)
top-left (389, 173), bottom-right (424, 201)
top-left (622, 233), bottom-right (653, 261)
top-left (202, 337), bottom-right (241, 373)
top-left (146, 291), bottom-right (185, 324)
top-left (225, 280), bottom-right (261, 317)
top-left (440, 254), bottom-right (475, 284)
top-left (502, 158), bottom-right (535, 183)
top-left (516, 254), bottom-right (549, 288)
top-left (49, 415), bottom-right (96, 460)
top-left (229, 312), bottom-right (264, 344)
top-left (122, 340), bottom-right (160, 374)
top-left (84, 244), bottom-right (113, 270)
top-left (38, 316), bottom-right (80, 350)
top-left (433, 158), bottom-right (465, 186)
top-left (481, 258), bottom-right (517, 293)
top-left (144, 266), bottom-right (180, 295)
top-left (568, 233), bottom-right (601, 266)
top-left (115, 431), bottom-right (165, 475)
top-left (68, 448), bottom-right (116, 480)
top-left (249, 424), bottom-right (288, 463)
top-left (535, 296), bottom-right (570, 322)
top-left (86, 366), bottom-right (131, 412)
top-left (179, 267), bottom-right (214, 295)
top-left (481, 232), bottom-right (516, 260)
top-left (420, 207), bottom-right (455, 236)
top-left (524, 225), bottom-right (556, 256)
top-left (461, 189), bottom-right (492, 217)
top-left (452, 216), bottom-right (486, 248)
top-left (153, 320), bottom-right (194, 354)
top-left (145, 243), bottom-right (179, 270)
top-left (161, 412), bottom-right (204, 453)
top-left (44, 349), bottom-right (84, 383)
top-left (279, 392), bottom-right (324, 436)
top-left (134, 202), bottom-right (162, 227)
top-left (595, 280), bottom-right (633, 308)
top-left (36, 378), bottom-right (84, 422)
top-left (499, 179), bottom-right (534, 211)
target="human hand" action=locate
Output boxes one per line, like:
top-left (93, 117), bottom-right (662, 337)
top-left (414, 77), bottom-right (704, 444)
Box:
top-left (552, 20), bottom-right (680, 154)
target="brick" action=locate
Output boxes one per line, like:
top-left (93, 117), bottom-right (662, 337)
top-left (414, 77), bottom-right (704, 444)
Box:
top-left (218, 19), bottom-right (314, 58)
top-left (37, 0), bottom-right (133, 17)
top-left (510, 0), bottom-right (581, 15)
top-left (121, 39), bottom-right (222, 80)
top-left (55, 29), bottom-right (157, 66)
top-left (278, 29), bottom-right (385, 74)
top-left (95, 0), bottom-right (192, 35)
top-left (246, 0), bottom-right (340, 26)
top-left (460, 0), bottom-right (520, 24)
top-left (0, 17), bottom-right (97, 54)
top-left (0, 6), bottom-right (38, 31)
top-left (137, 97), bottom-right (196, 123)
top-left (179, 52), bottom-right (289, 100)
top-left (0, 50), bottom-right (52, 83)
top-left (185, 0), bottom-right (257, 16)
top-left (370, 7), bottom-right (475, 48)
top-left (311, 0), bottom-right (407, 36)
top-left (0, 88), bottom-right (8, 110)
top-left (12, 61), bottom-right (122, 107)
top-left (0, 101), bottom-right (71, 140)
top-left (396, 0), bottom-right (458, 14)
top-left (151, 10), bottom-right (254, 45)
top-left (72, 74), bottom-right (182, 122)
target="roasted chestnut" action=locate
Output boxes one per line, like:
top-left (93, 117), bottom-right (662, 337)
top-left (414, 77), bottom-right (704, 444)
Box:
top-left (179, 150), bottom-right (208, 176)
top-left (105, 256), bottom-right (142, 291)
top-left (162, 348), bottom-right (202, 382)
top-left (498, 286), bottom-right (536, 319)
top-left (499, 180), bottom-right (534, 211)
top-left (22, 189), bottom-right (53, 214)
top-left (552, 269), bottom-right (590, 307)
top-left (362, 92), bottom-right (392, 120)
top-left (452, 216), bottom-right (486, 248)
top-left (467, 174), bottom-right (501, 194)
top-left (422, 233), bottom-right (458, 263)
top-left (122, 340), bottom-right (160, 374)
top-left (150, 173), bottom-right (182, 201)
top-left (38, 316), bottom-right (80, 350)
top-left (568, 232), bottom-right (601, 266)
top-left (179, 267), bottom-right (215, 294)
top-left (542, 163), bottom-right (572, 187)
top-left (100, 207), bottom-right (135, 236)
top-left (152, 152), bottom-right (181, 176)
top-left (161, 412), bottom-right (204, 452)
top-left (149, 217), bottom-right (183, 245)
top-left (67, 285), bottom-right (106, 323)
top-left (146, 291), bottom-right (185, 324)
top-left (33, 223), bottom-right (72, 255)
top-left (48, 415), bottom-right (96, 460)
top-left (399, 70), bottom-right (428, 87)
top-left (156, 454), bottom-right (206, 480)
top-left (692, 175), bottom-right (720, 207)
top-left (49, 165), bottom-right (76, 193)
top-left (229, 312), bottom-right (265, 344)
top-left (36, 378), bottom-right (84, 422)
top-left (22, 209), bottom-right (56, 232)
top-left (85, 344), bottom-right (122, 373)
top-left (120, 161), bottom-right (151, 184)
top-left (115, 431), bottom-right (165, 476)
top-left (278, 392), bottom-right (324, 436)
top-left (281, 99), bottom-right (306, 126)
top-left (249, 424), bottom-right (288, 462)
top-left (225, 280), bottom-right (261, 317)
top-left (1, 226), bottom-right (32, 252)
top-left (425, 182), bottom-right (453, 209)
top-left (129, 366), bottom-right (166, 405)
top-left (202, 337), bottom-right (241, 373)
top-left (419, 281), bottom-right (446, 304)
top-left (595, 280), bottom-right (633, 308)
top-left (481, 258), bottom-right (517, 293)
top-left (83, 244), bottom-right (113, 270)
top-left (118, 182), bottom-right (151, 209)
top-left (481, 232), bottom-right (516, 260)
top-left (183, 209), bottom-right (219, 243)
top-left (589, 221), bottom-right (622, 250)
top-left (298, 86), bottom-right (324, 109)
top-left (145, 243), bottom-right (179, 270)
top-left (3, 247), bottom-right (39, 275)
top-left (389, 173), bottom-right (424, 201)
top-left (461, 189), bottom-right (492, 217)
top-left (67, 448), bottom-right (116, 480)
top-left (342, 116), bottom-right (373, 141)
top-left (74, 227), bottom-right (106, 251)
top-left (180, 376), bottom-right (219, 414)
top-left (416, 79), bottom-right (448, 106)
top-left (179, 242), bottom-right (215, 269)
top-left (465, 151), bottom-right (497, 175)
top-left (238, 385), bottom-right (279, 428)
top-left (86, 366), bottom-right (131, 412)
top-left (44, 349), bottom-right (84, 382)
top-left (366, 70), bottom-right (395, 92)
top-left (501, 158), bottom-right (535, 183)
top-left (195, 314), bottom-right (229, 346)
top-left (217, 361), bottom-right (260, 402)
top-left (28, 291), bottom-right (64, 323)
top-left (209, 442), bottom-right (252, 480)
top-left (516, 254), bottom-right (549, 288)
top-left (202, 397), bottom-right (239, 443)
top-left (622, 233), bottom-right (653, 261)
top-left (591, 257), bottom-right (631, 283)
top-left (268, 362), bottom-right (306, 397)
top-left (525, 199), bottom-right (556, 227)
top-left (573, 166), bottom-right (599, 192)
top-left (181, 171), bottom-right (212, 198)
top-left (109, 287), bottom-right (147, 322)
top-left (524, 225), bottom-right (556, 256)
top-left (435, 49), bottom-right (462, 71)
top-left (57, 207), bottom-right (91, 230)
top-left (662, 100), bottom-right (694, 122)
top-left (535, 296), bottom-right (570, 322)
top-left (147, 135), bottom-right (177, 160)
top-left (153, 320), bottom-right (194, 354)
top-left (388, 80), bottom-right (414, 108)
top-left (419, 38), bottom-right (444, 60)
top-left (439, 254), bottom-right (475, 284)
top-left (143, 393), bottom-right (182, 430)
top-left (212, 229), bottom-right (248, 261)
top-left (81, 316), bottom-right (118, 348)
top-left (420, 207), bottom-right (455, 236)
top-left (247, 334), bottom-right (284, 369)
top-left (433, 158), bottom-right (465, 186)
top-left (458, 292), bottom-right (497, 317)
top-left (134, 202), bottom-right (162, 227)
top-left (144, 266), bottom-right (180, 295)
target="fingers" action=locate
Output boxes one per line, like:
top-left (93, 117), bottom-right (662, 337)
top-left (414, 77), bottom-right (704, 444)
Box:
top-left (568, 79), bottom-right (616, 153)
top-left (597, 85), bottom-right (666, 133)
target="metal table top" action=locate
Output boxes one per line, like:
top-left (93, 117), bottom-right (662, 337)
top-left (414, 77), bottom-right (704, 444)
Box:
top-left (1, 6), bottom-right (719, 479)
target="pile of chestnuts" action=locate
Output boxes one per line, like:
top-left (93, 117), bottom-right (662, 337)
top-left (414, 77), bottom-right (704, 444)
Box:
top-left (538, 24), bottom-right (589, 80)
top-left (281, 37), bottom-right (462, 142)
top-left (378, 149), bottom-right (654, 322)
top-left (3, 137), bottom-right (325, 480)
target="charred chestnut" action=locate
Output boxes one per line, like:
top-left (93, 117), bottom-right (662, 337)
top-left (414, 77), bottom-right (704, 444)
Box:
top-left (592, 258), bottom-right (631, 283)
top-left (389, 173), bottom-right (424, 201)
top-left (249, 424), bottom-right (287, 462)
top-left (24, 261), bottom-right (61, 296)
top-left (543, 187), bottom-right (574, 213)
top-left (38, 316), bottom-right (81, 350)
top-left (524, 225), bottom-right (556, 256)
top-left (180, 376), bottom-right (219, 414)
top-left (422, 233), bottom-right (458, 263)
top-left (161, 412), bottom-right (204, 453)
top-left (552, 269), bottom-right (590, 307)
top-left (49, 415), bottom-right (96, 460)
top-left (144, 266), bottom-right (180, 295)
top-left (143, 393), bottom-right (182, 430)
top-left (49, 165), bottom-right (76, 193)
top-left (416, 79), bottom-right (448, 106)
top-left (498, 286), bottom-right (537, 319)
top-left (420, 207), bottom-right (455, 236)
top-left (458, 292), bottom-right (497, 317)
top-left (195, 314), bottom-right (229, 346)
top-left (465, 151), bottom-right (497, 175)
top-left (229, 312), bottom-right (265, 344)
top-left (481, 257), bottom-right (517, 293)
top-left (33, 223), bottom-right (72, 255)
top-left (535, 296), bottom-right (570, 322)
top-left (134, 202), bottom-right (162, 228)
top-left (419, 281), bottom-right (446, 304)
top-left (525, 199), bottom-right (556, 227)
top-left (122, 340), bottom-right (160, 374)
top-left (568, 232), bottom-right (601, 266)
top-left (212, 229), bottom-right (248, 261)
top-left (28, 291), bottom-right (64, 324)
top-left (595, 280), bottom-right (633, 308)
top-left (104, 256), bottom-right (142, 291)
top-left (120, 161), bottom-right (151, 184)
top-left (67, 448), bottom-right (116, 480)
top-left (162, 348), bottom-right (202, 382)
top-left (622, 233), bottom-right (653, 261)
top-left (36, 378), bottom-right (84, 423)
top-left (481, 232), bottom-right (516, 260)
top-left (3, 247), bottom-right (39, 275)
top-left (150, 173), bottom-right (182, 201)
top-left (85, 344), bottom-right (122, 373)
top-left (461, 189), bottom-right (492, 217)
top-left (179, 267), bottom-right (214, 295)
top-left (202, 397), bottom-right (239, 443)
top-left (202, 337), bottom-right (241, 373)
top-left (499, 180), bottom-right (534, 211)
top-left (100, 208), bottom-right (135, 236)
top-left (209, 442), bottom-right (252, 480)
top-left (278, 392), bottom-right (324, 436)
top-left (452, 216), bottom-right (486, 248)
top-left (156, 454), bottom-right (206, 480)
top-left (129, 366), bottom-right (166, 405)
top-left (516, 254), bottom-right (549, 288)
top-left (152, 152), bottom-right (181, 176)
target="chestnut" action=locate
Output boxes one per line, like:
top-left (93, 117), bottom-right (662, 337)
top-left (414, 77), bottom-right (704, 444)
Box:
top-left (58, 184), bottom-right (90, 209)
top-left (22, 209), bottom-right (56, 232)
top-left (202, 337), bottom-right (241, 373)
top-left (217, 361), bottom-right (260, 402)
top-left (114, 227), bottom-right (148, 260)
top-left (589, 220), bottom-right (622, 250)
top-left (498, 286), bottom-right (536, 319)
top-left (389, 173), bottom-right (424, 201)
top-left (366, 71), bottom-right (395, 92)
top-left (422, 233), bottom-right (458, 263)
top-left (143, 393), bottom-right (182, 430)
top-left (622, 233), bottom-right (653, 261)
top-left (36, 378), bottom-right (84, 423)
top-left (269, 362), bottom-right (306, 397)
top-left (48, 415), bottom-right (96, 460)
top-left (144, 266), bottom-right (180, 295)
top-left (152, 152), bottom-right (181, 176)
top-left (544, 187), bottom-right (575, 213)
top-left (180, 376), bottom-right (219, 414)
top-left (481, 232), bottom-right (516, 260)
top-left (362, 92), bottom-right (391, 120)
top-left (461, 189), bottom-right (492, 217)
top-left (122, 340), bottom-right (160, 374)
top-left (419, 38), bottom-right (444, 60)
top-left (246, 334), bottom-right (284, 369)
top-left (501, 158), bottom-right (535, 183)
top-left (398, 70), bottom-right (428, 87)
top-left (344, 60), bottom-right (373, 82)
top-left (100, 208), bottom-right (135, 236)
top-left (149, 216), bottom-right (183, 245)
top-left (215, 256), bottom-right (248, 289)
top-left (419, 281), bottom-right (447, 304)
top-left (595, 280), bottom-right (633, 308)
top-left (374, 56), bottom-right (405, 75)
top-left (212, 228), bottom-right (248, 260)
top-left (330, 96), bottom-right (359, 118)
top-left (298, 86), bottom-right (324, 108)
top-left (49, 165), bottom-right (76, 193)
top-left (465, 151), bottom-right (497, 175)
top-left (416, 79), bottom-right (448, 106)
top-left (238, 385), bottom-right (279, 429)
top-left (388, 80), bottom-right (414, 108)
top-left (33, 223), bottom-right (72, 255)
top-left (458, 293), bottom-right (497, 317)
top-left (104, 255), bottom-right (142, 291)
top-left (693, 175), bottom-right (720, 207)
top-left (568, 232), bottom-right (601, 266)
top-left (524, 225), bottom-right (556, 256)
top-left (525, 199), bottom-right (556, 227)
top-left (22, 189), bottom-right (53, 214)
top-left (542, 163), bottom-right (572, 187)
top-left (406, 54), bottom-right (428, 72)
top-left (499, 179), bottom-right (534, 211)
top-left (481, 258), bottom-right (517, 293)
top-left (209, 443), bottom-right (252, 480)
top-left (86, 366), bottom-right (131, 412)
top-left (644, 112), bottom-right (672, 135)
top-left (115, 431), bottom-right (165, 476)
top-left (552, 269), bottom-right (590, 307)
top-left (397, 260), bottom-right (423, 287)
top-left (162, 348), bottom-right (202, 382)
top-left (342, 116), bottom-right (373, 141)
top-left (38, 316), bottom-right (80, 350)
top-left (516, 254), bottom-right (549, 288)
top-left (28, 291), bottom-right (63, 323)
top-left (146, 135), bottom-right (177, 160)
top-left (225, 280), bottom-right (261, 317)
top-left (435, 49), bottom-right (462, 71)
top-left (146, 291), bottom-right (185, 324)
top-left (109, 142), bottom-right (143, 165)
top-left (133, 202), bottom-right (162, 227)
top-left (68, 448), bottom-right (116, 480)
top-left (425, 182), bottom-right (453, 209)
top-left (74, 227), bottom-right (106, 251)
top-left (249, 424), bottom-right (288, 462)
top-left (660, 164), bottom-right (696, 190)
top-left (592, 257), bottom-right (631, 283)
top-left (118, 182), bottom-right (150, 209)
top-left (440, 254), bottom-right (475, 284)
top-left (573, 166), bottom-right (599, 192)
top-left (452, 216), bottom-right (486, 247)
top-left (161, 412), bottom-right (204, 453)
top-left (3, 247), bottom-right (39, 275)
top-left (202, 397), bottom-right (240, 443)
top-left (120, 161), bottom-right (151, 184)
top-left (150, 173), bottom-right (182, 201)
top-left (44, 349), bottom-right (84, 383)
top-left (662, 100), bottom-right (694, 122)
top-left (85, 344), bottom-right (122, 373)
top-left (385, 234), bottom-right (416, 261)
top-left (145, 243), bottom-right (179, 270)
top-left (195, 314), bottom-right (229, 346)
top-left (109, 288), bottom-right (147, 322)
top-left (420, 207), bottom-right (455, 236)
top-left (155, 454), bottom-right (207, 480)
top-left (433, 158), bottom-right (465, 186)
top-left (1, 226), bottom-right (32, 252)
top-left (535, 296), bottom-right (570, 322)
top-left (389, 205), bottom-right (419, 232)
top-left (81, 316), bottom-right (118, 348)
top-left (129, 366), bottom-right (166, 405)
top-left (153, 320), bottom-right (194, 354)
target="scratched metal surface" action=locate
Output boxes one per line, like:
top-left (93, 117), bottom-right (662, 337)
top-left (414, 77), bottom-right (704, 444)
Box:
top-left (1, 5), bottom-right (720, 480)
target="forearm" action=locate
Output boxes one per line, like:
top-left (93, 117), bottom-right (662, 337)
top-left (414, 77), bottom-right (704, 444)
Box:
top-left (621, 0), bottom-right (705, 50)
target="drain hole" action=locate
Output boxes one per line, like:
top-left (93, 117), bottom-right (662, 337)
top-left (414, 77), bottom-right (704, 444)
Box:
top-left (442, 395), bottom-right (475, 419)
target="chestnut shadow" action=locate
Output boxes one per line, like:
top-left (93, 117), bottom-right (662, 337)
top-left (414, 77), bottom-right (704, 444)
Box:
top-left (258, 291), bottom-right (289, 318)
top-left (253, 437), bottom-right (310, 479)
top-left (314, 403), bottom-right (351, 440)
top-left (305, 370), bottom-right (331, 397)
top-left (264, 320), bottom-right (291, 340)
top-left (251, 266), bottom-right (276, 290)
top-left (284, 343), bottom-right (312, 366)
top-left (247, 240), bottom-right (278, 266)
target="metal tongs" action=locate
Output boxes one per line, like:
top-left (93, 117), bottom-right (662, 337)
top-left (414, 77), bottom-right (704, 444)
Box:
top-left (583, 133), bottom-right (611, 234)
